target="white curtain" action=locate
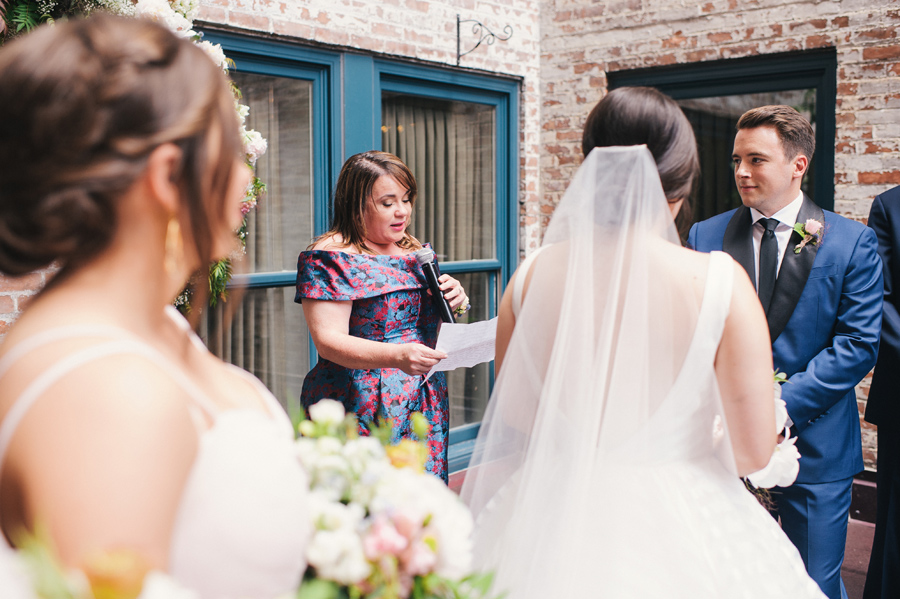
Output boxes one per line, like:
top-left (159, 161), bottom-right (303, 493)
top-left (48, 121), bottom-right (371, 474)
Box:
top-left (202, 74), bottom-right (314, 411)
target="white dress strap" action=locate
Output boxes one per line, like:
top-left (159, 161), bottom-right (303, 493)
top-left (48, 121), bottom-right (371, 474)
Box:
top-left (0, 333), bottom-right (225, 482)
top-left (512, 246), bottom-right (548, 319)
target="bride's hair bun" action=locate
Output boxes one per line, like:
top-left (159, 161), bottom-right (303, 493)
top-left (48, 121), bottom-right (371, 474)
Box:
top-left (0, 13), bottom-right (241, 277)
top-left (582, 86), bottom-right (700, 203)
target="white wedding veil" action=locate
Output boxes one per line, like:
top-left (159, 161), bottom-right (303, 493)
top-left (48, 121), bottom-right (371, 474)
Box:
top-left (460, 146), bottom-right (738, 597)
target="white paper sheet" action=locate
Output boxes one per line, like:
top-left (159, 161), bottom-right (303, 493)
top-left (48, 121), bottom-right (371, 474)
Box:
top-left (424, 317), bottom-right (498, 381)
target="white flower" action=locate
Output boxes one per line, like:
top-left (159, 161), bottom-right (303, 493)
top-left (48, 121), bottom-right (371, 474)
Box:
top-left (309, 493), bottom-right (365, 532)
top-left (196, 40), bottom-right (228, 72)
top-left (0, 546), bottom-right (37, 599)
top-left (747, 433), bottom-right (801, 488)
top-left (773, 397), bottom-right (789, 434)
top-left (138, 571), bottom-right (199, 599)
top-left (309, 399), bottom-right (346, 426)
top-left (134, 0), bottom-right (195, 38)
top-left (236, 102), bottom-right (250, 125)
top-left (243, 128), bottom-right (268, 166)
top-left (169, 0), bottom-right (199, 20)
top-left (371, 468), bottom-right (474, 579)
top-left (306, 499), bottom-right (370, 585)
top-left (308, 529), bottom-right (371, 585)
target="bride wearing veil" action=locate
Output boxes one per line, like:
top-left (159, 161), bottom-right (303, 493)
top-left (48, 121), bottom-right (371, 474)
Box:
top-left (460, 88), bottom-right (826, 598)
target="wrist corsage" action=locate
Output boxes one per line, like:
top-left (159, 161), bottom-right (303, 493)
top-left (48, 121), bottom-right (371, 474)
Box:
top-left (792, 218), bottom-right (823, 254)
top-left (454, 301), bottom-right (471, 317)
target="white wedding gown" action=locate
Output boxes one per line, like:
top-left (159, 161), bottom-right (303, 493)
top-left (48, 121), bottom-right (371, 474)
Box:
top-left (0, 306), bottom-right (310, 599)
top-left (461, 147), bottom-right (827, 599)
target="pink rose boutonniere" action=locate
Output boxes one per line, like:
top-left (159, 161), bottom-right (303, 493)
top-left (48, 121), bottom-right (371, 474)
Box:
top-left (792, 218), bottom-right (823, 254)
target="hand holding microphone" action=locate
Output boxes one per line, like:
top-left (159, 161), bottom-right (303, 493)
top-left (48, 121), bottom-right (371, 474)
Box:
top-left (415, 248), bottom-right (456, 323)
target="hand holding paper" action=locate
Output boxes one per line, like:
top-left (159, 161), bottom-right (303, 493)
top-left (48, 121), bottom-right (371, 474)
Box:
top-left (424, 318), bottom-right (498, 381)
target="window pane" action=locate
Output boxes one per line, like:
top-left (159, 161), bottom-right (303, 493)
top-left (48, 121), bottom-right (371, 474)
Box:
top-left (678, 90), bottom-right (816, 225)
top-left (381, 92), bottom-right (496, 262)
top-left (446, 271), bottom-right (496, 427)
top-left (232, 72), bottom-right (314, 273)
top-left (200, 286), bottom-right (310, 416)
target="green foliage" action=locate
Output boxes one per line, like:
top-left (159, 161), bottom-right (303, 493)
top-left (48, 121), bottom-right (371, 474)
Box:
top-left (14, 523), bottom-right (78, 599)
top-left (296, 578), bottom-right (351, 599)
top-left (208, 256), bottom-right (233, 308)
top-left (409, 572), bottom-right (500, 599)
top-left (4, 0), bottom-right (42, 34)
top-left (773, 369), bottom-right (788, 385)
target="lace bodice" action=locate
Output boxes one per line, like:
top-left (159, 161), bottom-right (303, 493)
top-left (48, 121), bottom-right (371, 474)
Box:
top-left (0, 307), bottom-right (310, 598)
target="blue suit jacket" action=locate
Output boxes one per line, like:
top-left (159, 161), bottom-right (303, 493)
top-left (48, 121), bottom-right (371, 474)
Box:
top-left (867, 185), bottom-right (900, 426)
top-left (688, 196), bottom-right (883, 483)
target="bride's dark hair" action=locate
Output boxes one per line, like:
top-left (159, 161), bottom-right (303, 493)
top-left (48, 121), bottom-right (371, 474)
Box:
top-left (0, 13), bottom-right (241, 281)
top-left (582, 86), bottom-right (699, 204)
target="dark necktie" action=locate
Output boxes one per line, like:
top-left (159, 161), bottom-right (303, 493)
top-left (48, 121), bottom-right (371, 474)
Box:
top-left (758, 218), bottom-right (779, 314)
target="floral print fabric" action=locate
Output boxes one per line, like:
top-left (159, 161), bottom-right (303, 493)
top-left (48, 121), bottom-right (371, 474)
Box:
top-left (295, 250), bottom-right (449, 481)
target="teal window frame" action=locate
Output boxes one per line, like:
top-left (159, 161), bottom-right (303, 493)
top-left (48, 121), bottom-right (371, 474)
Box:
top-left (198, 32), bottom-right (520, 473)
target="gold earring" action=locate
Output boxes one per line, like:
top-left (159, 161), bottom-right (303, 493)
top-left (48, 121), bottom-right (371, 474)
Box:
top-left (164, 217), bottom-right (183, 275)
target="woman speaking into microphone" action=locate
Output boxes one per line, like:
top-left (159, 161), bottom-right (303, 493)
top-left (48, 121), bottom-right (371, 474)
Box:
top-left (295, 151), bottom-right (469, 481)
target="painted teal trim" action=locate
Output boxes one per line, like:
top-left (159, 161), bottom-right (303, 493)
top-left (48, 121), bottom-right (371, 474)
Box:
top-left (342, 54), bottom-right (377, 160)
top-left (229, 272), bottom-right (295, 289)
top-left (448, 422), bottom-right (481, 473)
top-left (437, 260), bottom-right (502, 274)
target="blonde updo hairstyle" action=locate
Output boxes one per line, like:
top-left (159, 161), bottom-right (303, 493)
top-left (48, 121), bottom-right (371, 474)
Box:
top-left (0, 13), bottom-right (241, 283)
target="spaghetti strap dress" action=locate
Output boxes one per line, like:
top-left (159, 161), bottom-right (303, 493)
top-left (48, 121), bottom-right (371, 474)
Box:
top-left (0, 307), bottom-right (311, 599)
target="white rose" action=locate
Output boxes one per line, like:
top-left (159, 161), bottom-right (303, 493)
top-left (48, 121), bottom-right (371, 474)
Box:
top-left (134, 0), bottom-right (195, 37)
top-left (315, 436), bottom-right (344, 456)
top-left (169, 0), bottom-right (199, 20)
top-left (773, 397), bottom-right (789, 434)
top-left (307, 529), bottom-right (371, 585)
top-left (308, 399), bottom-right (346, 426)
top-left (747, 434), bottom-right (801, 489)
top-left (243, 128), bottom-right (268, 166)
top-left (138, 571), bottom-right (199, 599)
top-left (311, 496), bottom-right (364, 532)
top-left (196, 40), bottom-right (228, 72)
top-left (235, 102), bottom-right (250, 125)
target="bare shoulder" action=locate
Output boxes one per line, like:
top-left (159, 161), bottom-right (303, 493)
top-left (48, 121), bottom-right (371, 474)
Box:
top-left (311, 234), bottom-right (358, 253)
top-left (2, 352), bottom-right (200, 566)
top-left (8, 351), bottom-right (199, 454)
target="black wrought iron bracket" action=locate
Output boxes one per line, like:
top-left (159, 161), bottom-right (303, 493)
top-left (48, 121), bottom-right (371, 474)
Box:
top-left (456, 14), bottom-right (513, 66)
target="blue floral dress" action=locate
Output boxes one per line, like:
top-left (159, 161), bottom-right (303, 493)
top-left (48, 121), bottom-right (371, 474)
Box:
top-left (295, 249), bottom-right (449, 481)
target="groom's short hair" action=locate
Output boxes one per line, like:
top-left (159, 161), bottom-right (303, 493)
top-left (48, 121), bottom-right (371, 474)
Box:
top-left (737, 105), bottom-right (815, 163)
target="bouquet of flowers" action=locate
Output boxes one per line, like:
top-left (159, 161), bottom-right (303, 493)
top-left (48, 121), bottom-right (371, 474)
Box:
top-left (746, 371), bottom-right (801, 489)
top-left (295, 400), bottom-right (495, 599)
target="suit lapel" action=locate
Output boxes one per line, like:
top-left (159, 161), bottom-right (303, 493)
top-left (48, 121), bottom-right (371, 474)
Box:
top-left (767, 194), bottom-right (824, 342)
top-left (722, 206), bottom-right (756, 288)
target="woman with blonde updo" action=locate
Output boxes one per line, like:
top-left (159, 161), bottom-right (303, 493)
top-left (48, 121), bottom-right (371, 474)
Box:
top-left (0, 14), bottom-right (310, 597)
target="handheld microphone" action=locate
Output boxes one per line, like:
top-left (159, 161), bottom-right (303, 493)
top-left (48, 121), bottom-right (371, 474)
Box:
top-left (415, 248), bottom-right (455, 323)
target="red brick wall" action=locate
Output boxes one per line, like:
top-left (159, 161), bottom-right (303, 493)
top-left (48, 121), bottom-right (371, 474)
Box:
top-left (541, 0), bottom-right (900, 469)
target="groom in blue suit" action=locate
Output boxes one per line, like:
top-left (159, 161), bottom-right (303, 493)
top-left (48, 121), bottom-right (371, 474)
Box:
top-left (688, 105), bottom-right (882, 599)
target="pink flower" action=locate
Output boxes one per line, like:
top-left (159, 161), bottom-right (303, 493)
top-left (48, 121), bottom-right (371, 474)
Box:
top-left (400, 539), bottom-right (438, 576)
top-left (804, 219), bottom-right (822, 236)
top-left (363, 517), bottom-right (408, 560)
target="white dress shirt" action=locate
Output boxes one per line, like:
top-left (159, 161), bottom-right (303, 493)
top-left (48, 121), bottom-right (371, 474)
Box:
top-left (749, 192), bottom-right (804, 290)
